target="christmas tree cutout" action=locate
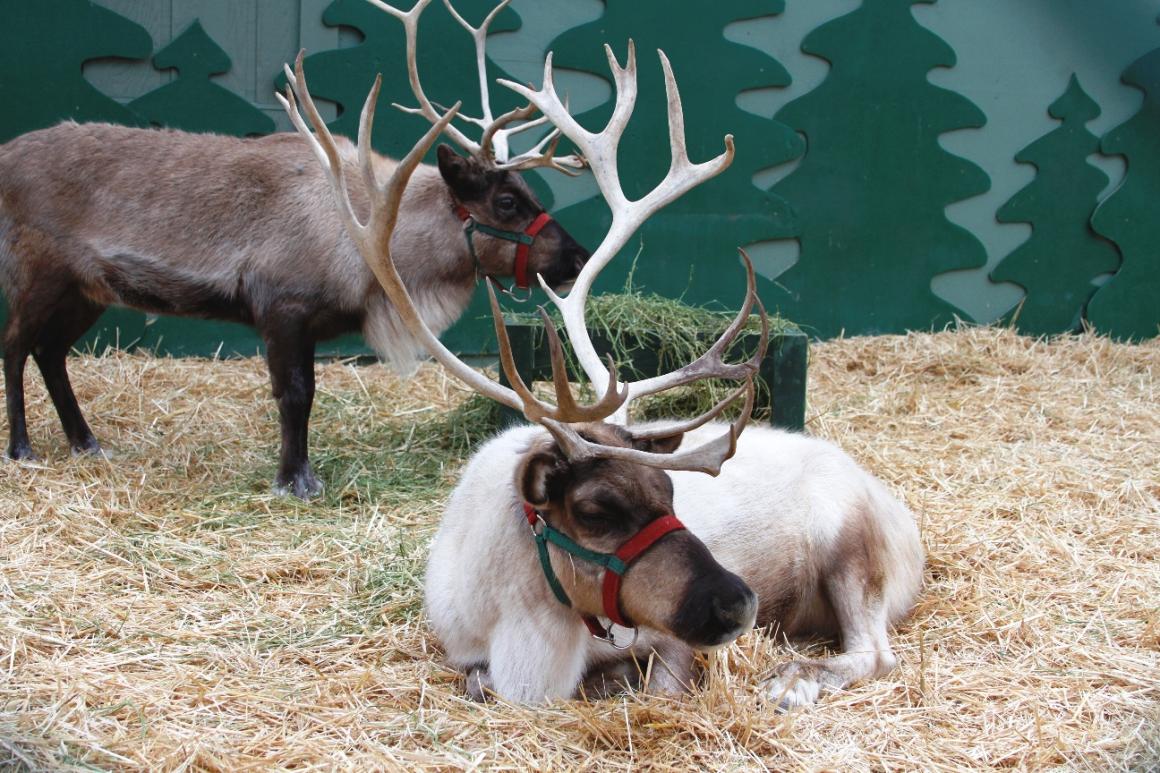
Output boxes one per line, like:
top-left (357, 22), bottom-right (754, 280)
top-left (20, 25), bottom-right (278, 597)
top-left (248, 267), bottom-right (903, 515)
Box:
top-left (1087, 16), bottom-right (1160, 341)
top-left (545, 0), bottom-right (801, 301)
top-left (0, 0), bottom-right (151, 142)
top-left (129, 20), bottom-right (274, 136)
top-left (769, 0), bottom-right (990, 337)
top-left (990, 75), bottom-right (1119, 335)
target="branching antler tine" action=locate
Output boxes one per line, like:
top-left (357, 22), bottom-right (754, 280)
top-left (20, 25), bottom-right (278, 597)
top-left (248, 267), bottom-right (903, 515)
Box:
top-left (625, 252), bottom-right (767, 402)
top-left (541, 405), bottom-right (744, 476)
top-left (372, 99), bottom-right (463, 261)
top-left (536, 306), bottom-right (581, 417)
top-left (540, 419), bottom-right (598, 464)
top-left (631, 379), bottom-right (751, 441)
top-left (281, 53), bottom-right (342, 178)
top-left (506, 131), bottom-right (587, 174)
top-left (370, 0), bottom-right (481, 155)
top-left (532, 304), bottom-right (627, 421)
top-left (497, 53), bottom-right (584, 145)
top-left (658, 49), bottom-right (690, 169)
top-left (479, 103), bottom-right (538, 162)
top-left (357, 73), bottom-right (383, 199)
top-left (604, 40), bottom-right (638, 140)
top-left (487, 279), bottom-right (548, 420)
top-left (705, 248), bottom-right (760, 360)
top-left (721, 249), bottom-right (770, 372)
top-left (277, 52), bottom-right (364, 239)
top-left (442, 0), bottom-right (514, 161)
top-left (499, 111), bottom-right (551, 138)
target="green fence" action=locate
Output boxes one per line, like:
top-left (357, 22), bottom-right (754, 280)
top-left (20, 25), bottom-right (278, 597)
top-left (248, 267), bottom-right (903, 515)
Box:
top-left (1, 0), bottom-right (1157, 354)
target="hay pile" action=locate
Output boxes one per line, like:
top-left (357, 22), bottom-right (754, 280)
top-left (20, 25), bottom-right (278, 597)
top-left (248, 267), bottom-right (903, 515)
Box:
top-left (0, 328), bottom-right (1156, 770)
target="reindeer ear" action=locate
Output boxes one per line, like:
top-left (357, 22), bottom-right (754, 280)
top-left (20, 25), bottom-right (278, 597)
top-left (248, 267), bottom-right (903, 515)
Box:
top-left (437, 144), bottom-right (487, 200)
top-left (631, 431), bottom-right (685, 455)
top-left (516, 442), bottom-right (570, 507)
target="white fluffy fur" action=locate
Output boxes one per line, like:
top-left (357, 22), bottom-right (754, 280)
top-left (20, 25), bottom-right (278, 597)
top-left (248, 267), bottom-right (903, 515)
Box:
top-left (425, 424), bottom-right (924, 706)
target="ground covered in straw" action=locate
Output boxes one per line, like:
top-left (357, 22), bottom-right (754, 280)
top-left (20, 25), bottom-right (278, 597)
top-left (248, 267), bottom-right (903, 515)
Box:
top-left (1, 328), bottom-right (1156, 771)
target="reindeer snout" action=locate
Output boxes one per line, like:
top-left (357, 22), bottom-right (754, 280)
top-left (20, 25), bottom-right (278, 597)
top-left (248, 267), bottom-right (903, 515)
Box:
top-left (670, 569), bottom-right (758, 650)
top-left (714, 585), bottom-right (758, 638)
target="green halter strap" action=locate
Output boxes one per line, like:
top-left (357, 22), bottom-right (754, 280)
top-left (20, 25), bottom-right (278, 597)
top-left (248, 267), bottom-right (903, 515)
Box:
top-left (524, 503), bottom-right (628, 608)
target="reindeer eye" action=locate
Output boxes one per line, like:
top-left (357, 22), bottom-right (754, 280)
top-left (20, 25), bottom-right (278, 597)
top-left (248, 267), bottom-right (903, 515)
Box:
top-left (495, 194), bottom-right (517, 213)
top-left (574, 507), bottom-right (615, 526)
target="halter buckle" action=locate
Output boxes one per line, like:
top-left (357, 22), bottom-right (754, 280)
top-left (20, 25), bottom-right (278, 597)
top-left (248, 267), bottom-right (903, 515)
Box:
top-left (590, 621), bottom-right (640, 650)
top-left (496, 281), bottom-right (533, 303)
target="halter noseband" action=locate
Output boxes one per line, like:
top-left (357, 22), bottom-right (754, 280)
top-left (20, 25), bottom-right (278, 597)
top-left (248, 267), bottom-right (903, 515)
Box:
top-left (522, 502), bottom-right (687, 646)
top-left (456, 205), bottom-right (553, 292)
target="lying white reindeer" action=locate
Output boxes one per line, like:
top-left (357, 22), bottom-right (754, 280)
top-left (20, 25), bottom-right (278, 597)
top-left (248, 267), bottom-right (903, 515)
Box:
top-left (279, 35), bottom-right (923, 707)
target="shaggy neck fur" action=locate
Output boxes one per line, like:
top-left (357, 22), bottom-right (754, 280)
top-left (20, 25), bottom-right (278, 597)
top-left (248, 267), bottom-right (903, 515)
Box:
top-left (361, 164), bottom-right (476, 372)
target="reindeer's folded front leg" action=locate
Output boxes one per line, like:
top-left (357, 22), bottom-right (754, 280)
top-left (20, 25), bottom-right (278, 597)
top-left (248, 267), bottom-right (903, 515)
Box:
top-left (764, 567), bottom-right (899, 709)
top-left (486, 618), bottom-right (590, 704)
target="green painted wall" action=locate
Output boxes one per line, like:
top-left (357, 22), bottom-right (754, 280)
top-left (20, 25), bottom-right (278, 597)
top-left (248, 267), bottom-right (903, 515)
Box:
top-left (1, 0), bottom-right (1158, 348)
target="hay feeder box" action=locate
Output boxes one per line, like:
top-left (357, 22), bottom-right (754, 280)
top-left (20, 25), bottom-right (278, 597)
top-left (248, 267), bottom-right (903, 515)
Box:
top-left (496, 316), bottom-right (808, 431)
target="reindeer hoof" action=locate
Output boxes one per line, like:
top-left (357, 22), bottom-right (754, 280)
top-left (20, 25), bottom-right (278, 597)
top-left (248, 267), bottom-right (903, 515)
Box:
top-left (71, 437), bottom-right (104, 457)
top-left (764, 663), bottom-right (822, 710)
top-left (275, 468), bottom-right (324, 499)
top-left (6, 444), bottom-right (38, 462)
top-left (465, 667), bottom-right (493, 702)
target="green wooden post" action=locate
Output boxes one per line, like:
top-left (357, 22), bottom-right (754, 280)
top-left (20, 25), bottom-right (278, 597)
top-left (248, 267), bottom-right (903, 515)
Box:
top-left (765, 329), bottom-right (808, 432)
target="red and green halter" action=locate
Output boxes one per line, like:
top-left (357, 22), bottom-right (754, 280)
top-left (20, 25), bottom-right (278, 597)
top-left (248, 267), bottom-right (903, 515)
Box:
top-left (455, 204), bottom-right (553, 291)
top-left (523, 502), bottom-right (687, 644)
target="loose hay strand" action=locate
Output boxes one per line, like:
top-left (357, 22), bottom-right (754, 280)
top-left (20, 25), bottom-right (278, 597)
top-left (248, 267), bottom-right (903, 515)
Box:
top-left (0, 328), bottom-right (1157, 771)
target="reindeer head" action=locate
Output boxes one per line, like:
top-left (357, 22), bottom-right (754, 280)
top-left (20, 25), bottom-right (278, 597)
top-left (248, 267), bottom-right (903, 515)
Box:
top-left (367, 0), bottom-right (590, 292)
top-left (517, 423), bottom-right (758, 648)
top-left (279, 19), bottom-right (765, 649)
top-left (435, 144), bottom-right (588, 289)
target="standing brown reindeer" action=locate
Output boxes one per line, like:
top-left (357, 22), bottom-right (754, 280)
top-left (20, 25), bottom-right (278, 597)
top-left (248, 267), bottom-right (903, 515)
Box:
top-left (0, 0), bottom-right (586, 497)
top-left (280, 36), bottom-right (923, 705)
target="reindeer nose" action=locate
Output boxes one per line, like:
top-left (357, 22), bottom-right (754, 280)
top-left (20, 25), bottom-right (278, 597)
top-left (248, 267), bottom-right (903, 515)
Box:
top-left (713, 583), bottom-right (758, 639)
top-left (671, 570), bottom-right (758, 650)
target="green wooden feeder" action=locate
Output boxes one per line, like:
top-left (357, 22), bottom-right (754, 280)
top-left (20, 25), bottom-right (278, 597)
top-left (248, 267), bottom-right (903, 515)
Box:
top-left (495, 312), bottom-right (808, 433)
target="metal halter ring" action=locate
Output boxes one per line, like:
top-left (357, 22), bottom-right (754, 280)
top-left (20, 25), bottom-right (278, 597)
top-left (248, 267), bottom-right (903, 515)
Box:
top-left (591, 619), bottom-right (640, 650)
top-left (496, 280), bottom-right (533, 303)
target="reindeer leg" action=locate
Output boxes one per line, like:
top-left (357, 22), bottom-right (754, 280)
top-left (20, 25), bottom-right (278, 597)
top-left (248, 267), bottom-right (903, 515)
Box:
top-left (3, 281), bottom-right (81, 460)
top-left (32, 295), bottom-right (105, 455)
top-left (764, 570), bottom-right (897, 710)
top-left (261, 318), bottom-right (322, 499)
top-left (642, 638), bottom-right (698, 696)
top-left (486, 618), bottom-right (589, 704)
top-left (3, 323), bottom-right (35, 461)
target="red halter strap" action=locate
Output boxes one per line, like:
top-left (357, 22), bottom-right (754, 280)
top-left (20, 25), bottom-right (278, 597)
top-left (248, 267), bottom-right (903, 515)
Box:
top-left (454, 206), bottom-right (553, 290)
top-left (523, 501), bottom-right (686, 637)
top-left (515, 212), bottom-right (552, 290)
top-left (601, 515), bottom-right (686, 627)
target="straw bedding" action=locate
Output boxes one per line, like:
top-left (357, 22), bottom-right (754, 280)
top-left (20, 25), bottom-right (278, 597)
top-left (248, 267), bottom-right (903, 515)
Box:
top-left (0, 328), bottom-right (1156, 771)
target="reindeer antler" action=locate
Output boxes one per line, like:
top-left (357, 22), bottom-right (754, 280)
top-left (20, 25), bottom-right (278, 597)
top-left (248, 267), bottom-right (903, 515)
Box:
top-left (496, 41), bottom-right (767, 474)
top-left (498, 42), bottom-right (740, 423)
top-left (366, 0), bottom-right (584, 173)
